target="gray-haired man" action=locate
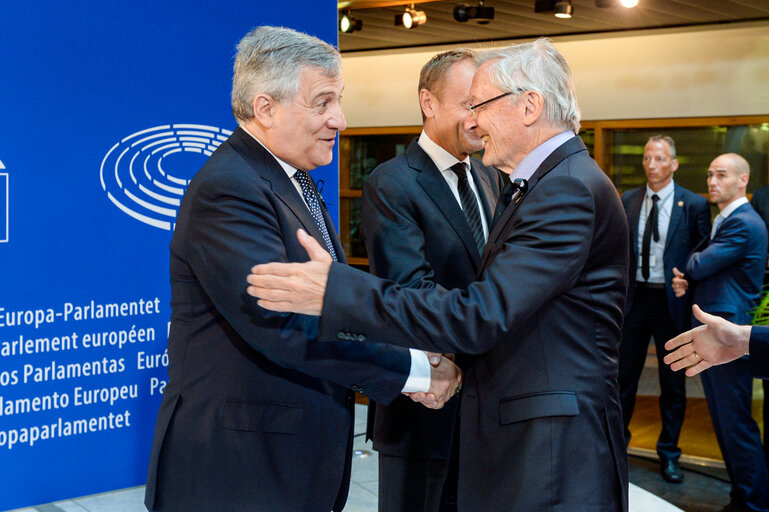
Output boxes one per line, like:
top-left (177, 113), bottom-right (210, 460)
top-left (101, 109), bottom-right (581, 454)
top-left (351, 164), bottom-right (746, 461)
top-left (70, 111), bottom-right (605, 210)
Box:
top-left (248, 38), bottom-right (630, 512)
top-left (144, 26), bottom-right (461, 512)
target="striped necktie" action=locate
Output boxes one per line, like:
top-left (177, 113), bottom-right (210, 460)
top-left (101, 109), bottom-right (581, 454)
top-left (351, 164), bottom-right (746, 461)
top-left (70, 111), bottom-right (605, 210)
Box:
top-left (450, 162), bottom-right (485, 255)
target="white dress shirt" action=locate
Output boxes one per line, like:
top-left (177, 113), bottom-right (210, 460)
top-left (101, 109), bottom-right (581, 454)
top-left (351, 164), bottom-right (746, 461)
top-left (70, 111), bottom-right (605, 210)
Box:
top-left (418, 131), bottom-right (489, 239)
top-left (635, 180), bottom-right (675, 284)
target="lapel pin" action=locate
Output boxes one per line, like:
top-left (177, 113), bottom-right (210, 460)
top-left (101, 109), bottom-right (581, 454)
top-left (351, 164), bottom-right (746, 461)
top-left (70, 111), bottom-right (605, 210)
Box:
top-left (677, 201), bottom-right (684, 207)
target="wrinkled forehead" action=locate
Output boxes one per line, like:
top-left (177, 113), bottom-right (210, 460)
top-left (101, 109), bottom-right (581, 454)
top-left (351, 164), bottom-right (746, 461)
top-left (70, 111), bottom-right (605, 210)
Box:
top-left (468, 63), bottom-right (498, 101)
top-left (297, 66), bottom-right (344, 94)
top-left (644, 140), bottom-right (673, 157)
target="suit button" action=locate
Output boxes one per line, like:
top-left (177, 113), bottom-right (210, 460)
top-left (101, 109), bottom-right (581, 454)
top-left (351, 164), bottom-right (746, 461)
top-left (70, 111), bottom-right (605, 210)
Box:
top-left (356, 334), bottom-right (366, 342)
top-left (337, 331), bottom-right (346, 340)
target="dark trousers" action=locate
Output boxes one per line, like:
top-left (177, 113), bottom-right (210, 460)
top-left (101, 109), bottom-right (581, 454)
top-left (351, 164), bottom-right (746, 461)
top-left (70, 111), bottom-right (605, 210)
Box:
top-left (701, 359), bottom-right (769, 511)
top-left (618, 285), bottom-right (686, 461)
top-left (765, 379), bottom-right (769, 473)
top-left (378, 424), bottom-right (459, 512)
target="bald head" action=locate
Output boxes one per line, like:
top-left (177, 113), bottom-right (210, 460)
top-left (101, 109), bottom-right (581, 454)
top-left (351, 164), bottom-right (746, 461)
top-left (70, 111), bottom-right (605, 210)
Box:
top-left (707, 153), bottom-right (750, 209)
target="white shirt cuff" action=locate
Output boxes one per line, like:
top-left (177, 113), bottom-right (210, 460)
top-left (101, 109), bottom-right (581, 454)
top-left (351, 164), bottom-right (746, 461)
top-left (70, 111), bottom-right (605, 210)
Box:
top-left (401, 349), bottom-right (431, 393)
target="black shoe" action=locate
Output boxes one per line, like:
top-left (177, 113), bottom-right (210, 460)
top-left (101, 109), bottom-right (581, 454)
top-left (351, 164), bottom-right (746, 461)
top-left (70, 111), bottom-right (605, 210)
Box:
top-left (719, 504), bottom-right (748, 512)
top-left (660, 458), bottom-right (684, 483)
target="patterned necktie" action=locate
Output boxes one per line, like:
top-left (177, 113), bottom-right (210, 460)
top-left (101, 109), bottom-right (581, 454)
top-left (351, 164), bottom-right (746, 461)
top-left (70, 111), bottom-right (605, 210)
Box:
top-left (641, 194), bottom-right (660, 281)
top-left (293, 170), bottom-right (338, 261)
top-left (450, 162), bottom-right (485, 255)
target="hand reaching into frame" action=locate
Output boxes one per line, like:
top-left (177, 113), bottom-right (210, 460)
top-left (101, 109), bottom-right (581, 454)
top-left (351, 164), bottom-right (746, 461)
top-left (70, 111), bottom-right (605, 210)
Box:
top-left (663, 305), bottom-right (751, 376)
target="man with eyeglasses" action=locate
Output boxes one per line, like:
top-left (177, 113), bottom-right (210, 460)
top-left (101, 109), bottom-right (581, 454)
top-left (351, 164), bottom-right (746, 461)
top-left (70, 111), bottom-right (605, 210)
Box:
top-left (617, 135), bottom-right (710, 484)
top-left (360, 49), bottom-right (502, 512)
top-left (247, 38), bottom-right (630, 511)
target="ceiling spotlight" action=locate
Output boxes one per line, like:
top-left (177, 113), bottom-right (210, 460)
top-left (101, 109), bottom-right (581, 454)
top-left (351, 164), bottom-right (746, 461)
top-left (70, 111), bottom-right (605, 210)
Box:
top-left (454, 1), bottom-right (495, 24)
top-left (339, 11), bottom-right (362, 33)
top-left (395, 4), bottom-right (427, 29)
top-left (620, 0), bottom-right (639, 7)
top-left (553, 0), bottom-right (573, 18)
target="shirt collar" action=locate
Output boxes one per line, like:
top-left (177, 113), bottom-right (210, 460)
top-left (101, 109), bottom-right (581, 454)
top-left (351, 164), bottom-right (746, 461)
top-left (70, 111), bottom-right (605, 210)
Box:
top-left (511, 131), bottom-right (575, 181)
top-left (645, 179), bottom-right (675, 202)
top-left (719, 196), bottom-right (749, 219)
top-left (418, 131), bottom-right (470, 172)
top-left (240, 124), bottom-right (298, 180)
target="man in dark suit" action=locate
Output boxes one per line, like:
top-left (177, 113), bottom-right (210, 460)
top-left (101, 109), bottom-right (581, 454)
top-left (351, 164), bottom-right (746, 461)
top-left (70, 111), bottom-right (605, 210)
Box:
top-left (749, 185), bottom-right (769, 473)
top-left (144, 26), bottom-right (461, 512)
top-left (248, 39), bottom-right (630, 512)
top-left (618, 135), bottom-right (710, 483)
top-left (673, 153), bottom-right (769, 512)
top-left (361, 49), bottom-right (502, 512)
top-left (665, 304), bottom-right (769, 380)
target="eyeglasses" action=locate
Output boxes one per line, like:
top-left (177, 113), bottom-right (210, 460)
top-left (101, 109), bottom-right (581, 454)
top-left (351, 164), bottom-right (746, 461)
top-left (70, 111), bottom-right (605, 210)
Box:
top-left (466, 91), bottom-right (514, 119)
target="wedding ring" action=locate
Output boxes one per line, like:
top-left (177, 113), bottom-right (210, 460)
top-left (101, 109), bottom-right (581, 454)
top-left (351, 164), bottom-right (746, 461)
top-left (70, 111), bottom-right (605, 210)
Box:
top-left (693, 352), bottom-right (701, 361)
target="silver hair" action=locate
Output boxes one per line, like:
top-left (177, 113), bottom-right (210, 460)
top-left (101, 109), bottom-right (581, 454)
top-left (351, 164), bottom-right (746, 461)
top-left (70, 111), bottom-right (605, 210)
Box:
top-left (231, 26), bottom-right (341, 122)
top-left (480, 39), bottom-right (581, 133)
top-left (647, 135), bottom-right (677, 158)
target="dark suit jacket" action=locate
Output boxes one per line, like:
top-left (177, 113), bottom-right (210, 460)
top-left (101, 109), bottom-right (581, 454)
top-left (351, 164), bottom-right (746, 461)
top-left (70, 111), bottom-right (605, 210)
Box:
top-left (750, 326), bottom-right (769, 379)
top-left (319, 137), bottom-right (630, 512)
top-left (687, 202), bottom-right (768, 325)
top-left (622, 184), bottom-right (710, 331)
top-left (361, 138), bottom-right (502, 460)
top-left (145, 127), bottom-right (412, 512)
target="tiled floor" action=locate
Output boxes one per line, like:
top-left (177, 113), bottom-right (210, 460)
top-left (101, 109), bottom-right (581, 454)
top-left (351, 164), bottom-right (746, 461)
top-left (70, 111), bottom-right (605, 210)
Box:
top-left (9, 404), bottom-right (689, 512)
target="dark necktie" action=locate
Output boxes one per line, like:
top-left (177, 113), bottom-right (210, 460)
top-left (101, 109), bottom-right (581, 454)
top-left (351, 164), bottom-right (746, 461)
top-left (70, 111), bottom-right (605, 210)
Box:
top-left (450, 162), bottom-right (485, 255)
top-left (293, 170), bottom-right (338, 261)
top-left (493, 178), bottom-right (528, 225)
top-left (641, 193), bottom-right (660, 281)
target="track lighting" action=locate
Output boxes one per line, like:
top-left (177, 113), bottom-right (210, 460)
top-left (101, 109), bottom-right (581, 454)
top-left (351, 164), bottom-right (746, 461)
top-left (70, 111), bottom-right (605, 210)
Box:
top-left (454, 1), bottom-right (495, 24)
top-left (395, 4), bottom-right (427, 29)
top-left (595, 0), bottom-right (639, 7)
top-left (553, 0), bottom-right (573, 18)
top-left (339, 12), bottom-right (362, 33)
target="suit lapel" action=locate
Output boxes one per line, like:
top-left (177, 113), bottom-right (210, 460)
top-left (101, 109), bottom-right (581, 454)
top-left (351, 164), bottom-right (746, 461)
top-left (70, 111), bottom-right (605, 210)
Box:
top-left (481, 136), bottom-right (587, 270)
top-left (228, 127), bottom-right (331, 254)
top-left (410, 140), bottom-right (482, 266)
top-left (664, 184), bottom-right (684, 250)
top-left (627, 188), bottom-right (644, 258)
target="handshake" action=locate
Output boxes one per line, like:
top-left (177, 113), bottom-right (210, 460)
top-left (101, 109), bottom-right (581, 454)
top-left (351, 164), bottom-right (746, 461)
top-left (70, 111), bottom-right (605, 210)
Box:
top-left (404, 352), bottom-right (463, 410)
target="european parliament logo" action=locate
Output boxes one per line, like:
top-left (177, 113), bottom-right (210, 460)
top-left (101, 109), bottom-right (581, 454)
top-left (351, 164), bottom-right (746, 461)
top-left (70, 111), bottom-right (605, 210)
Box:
top-left (0, 158), bottom-right (7, 243)
top-left (100, 124), bottom-right (231, 231)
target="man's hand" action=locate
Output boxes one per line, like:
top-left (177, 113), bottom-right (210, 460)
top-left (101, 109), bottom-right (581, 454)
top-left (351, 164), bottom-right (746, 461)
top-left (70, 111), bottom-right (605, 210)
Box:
top-left (246, 229), bottom-right (331, 315)
top-left (405, 357), bottom-right (463, 410)
top-left (663, 304), bottom-right (751, 376)
top-left (671, 267), bottom-right (688, 298)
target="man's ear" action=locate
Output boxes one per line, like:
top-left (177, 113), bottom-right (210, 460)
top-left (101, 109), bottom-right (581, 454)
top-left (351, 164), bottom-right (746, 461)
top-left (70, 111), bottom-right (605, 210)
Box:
top-left (521, 90), bottom-right (544, 127)
top-left (252, 94), bottom-right (274, 128)
top-left (419, 89), bottom-right (436, 120)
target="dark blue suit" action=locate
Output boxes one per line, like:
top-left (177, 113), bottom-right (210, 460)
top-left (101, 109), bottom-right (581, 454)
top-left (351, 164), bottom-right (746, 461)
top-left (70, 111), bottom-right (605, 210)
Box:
top-left (320, 137), bottom-right (630, 512)
top-left (145, 127), bottom-right (412, 512)
top-left (618, 184), bottom-right (710, 462)
top-left (361, 139), bottom-right (502, 512)
top-left (749, 326), bottom-right (769, 380)
top-left (688, 201), bottom-right (769, 512)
